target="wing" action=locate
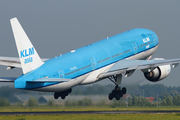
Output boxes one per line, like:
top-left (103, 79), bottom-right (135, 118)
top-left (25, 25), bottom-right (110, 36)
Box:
top-left (0, 57), bottom-right (49, 69)
top-left (98, 58), bottom-right (180, 79)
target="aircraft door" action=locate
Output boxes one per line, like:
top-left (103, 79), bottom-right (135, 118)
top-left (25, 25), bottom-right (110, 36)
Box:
top-left (58, 70), bottom-right (64, 78)
top-left (132, 42), bottom-right (138, 54)
top-left (90, 58), bottom-right (96, 70)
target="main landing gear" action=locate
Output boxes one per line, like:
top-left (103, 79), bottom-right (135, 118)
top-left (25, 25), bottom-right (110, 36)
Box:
top-left (54, 88), bottom-right (72, 99)
top-left (108, 85), bottom-right (126, 100)
top-left (108, 74), bottom-right (126, 100)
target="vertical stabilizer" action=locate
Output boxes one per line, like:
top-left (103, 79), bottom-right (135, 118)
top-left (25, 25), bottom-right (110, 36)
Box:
top-left (10, 18), bottom-right (44, 74)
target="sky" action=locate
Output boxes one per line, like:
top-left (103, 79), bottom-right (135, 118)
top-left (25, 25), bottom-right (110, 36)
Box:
top-left (0, 0), bottom-right (180, 86)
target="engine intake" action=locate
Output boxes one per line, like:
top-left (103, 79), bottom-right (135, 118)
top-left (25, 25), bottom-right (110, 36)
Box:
top-left (144, 65), bottom-right (171, 82)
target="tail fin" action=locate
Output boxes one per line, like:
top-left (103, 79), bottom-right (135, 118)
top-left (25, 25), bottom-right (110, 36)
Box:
top-left (10, 18), bottom-right (44, 74)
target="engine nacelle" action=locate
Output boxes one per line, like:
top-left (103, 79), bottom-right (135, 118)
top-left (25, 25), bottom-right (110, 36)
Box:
top-left (144, 65), bottom-right (171, 82)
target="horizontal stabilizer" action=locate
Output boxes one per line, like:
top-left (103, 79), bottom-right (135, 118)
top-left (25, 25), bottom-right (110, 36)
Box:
top-left (26, 78), bottom-right (72, 83)
top-left (0, 56), bottom-right (49, 69)
top-left (0, 77), bottom-right (17, 82)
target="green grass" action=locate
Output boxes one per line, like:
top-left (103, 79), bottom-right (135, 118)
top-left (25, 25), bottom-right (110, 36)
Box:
top-left (1, 114), bottom-right (180, 120)
top-left (0, 106), bottom-right (180, 120)
top-left (0, 106), bottom-right (180, 112)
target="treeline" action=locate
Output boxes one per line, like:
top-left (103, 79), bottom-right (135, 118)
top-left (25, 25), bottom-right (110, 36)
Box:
top-left (160, 95), bottom-right (180, 106)
top-left (71, 84), bottom-right (180, 97)
top-left (1, 84), bottom-right (180, 107)
top-left (128, 95), bottom-right (180, 106)
top-left (65, 95), bottom-right (180, 107)
top-left (139, 84), bottom-right (180, 97)
top-left (1, 84), bottom-right (180, 98)
top-left (1, 95), bottom-right (180, 107)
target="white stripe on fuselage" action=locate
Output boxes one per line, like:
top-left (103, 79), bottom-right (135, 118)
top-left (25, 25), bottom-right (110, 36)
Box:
top-left (34, 45), bottom-right (158, 92)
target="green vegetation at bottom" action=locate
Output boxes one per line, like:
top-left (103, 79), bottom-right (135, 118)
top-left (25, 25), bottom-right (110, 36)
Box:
top-left (0, 106), bottom-right (180, 112)
top-left (0, 114), bottom-right (180, 120)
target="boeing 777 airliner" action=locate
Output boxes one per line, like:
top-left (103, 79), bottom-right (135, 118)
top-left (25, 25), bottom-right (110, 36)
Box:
top-left (0, 18), bottom-right (180, 100)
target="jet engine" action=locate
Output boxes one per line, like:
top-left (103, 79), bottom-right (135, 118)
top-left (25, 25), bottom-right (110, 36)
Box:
top-left (143, 65), bottom-right (171, 82)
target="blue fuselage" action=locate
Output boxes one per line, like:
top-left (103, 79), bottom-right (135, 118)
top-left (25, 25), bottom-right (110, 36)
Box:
top-left (14, 28), bottom-right (159, 90)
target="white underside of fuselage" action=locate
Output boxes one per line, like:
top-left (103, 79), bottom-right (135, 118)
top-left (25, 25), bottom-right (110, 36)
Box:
top-left (34, 45), bottom-right (158, 92)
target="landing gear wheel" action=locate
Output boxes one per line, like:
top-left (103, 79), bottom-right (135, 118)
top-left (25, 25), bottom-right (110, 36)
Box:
top-left (108, 86), bottom-right (127, 100)
top-left (122, 87), bottom-right (126, 94)
top-left (64, 92), bottom-right (68, 96)
top-left (120, 90), bottom-right (123, 97)
top-left (115, 93), bottom-right (120, 100)
top-left (61, 95), bottom-right (66, 99)
top-left (112, 90), bottom-right (116, 94)
top-left (108, 93), bottom-right (113, 100)
top-left (54, 88), bottom-right (72, 100)
top-left (54, 93), bottom-right (59, 99)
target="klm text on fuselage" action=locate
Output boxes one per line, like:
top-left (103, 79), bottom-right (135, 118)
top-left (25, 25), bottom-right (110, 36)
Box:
top-left (20, 47), bottom-right (34, 64)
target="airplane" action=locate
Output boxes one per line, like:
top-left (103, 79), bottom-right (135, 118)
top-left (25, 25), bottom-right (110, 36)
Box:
top-left (0, 17), bottom-right (180, 100)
